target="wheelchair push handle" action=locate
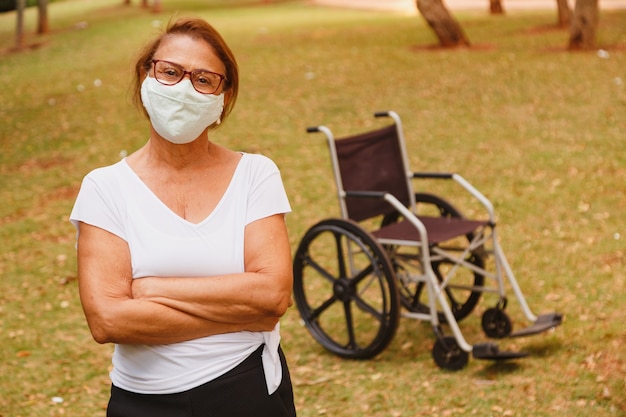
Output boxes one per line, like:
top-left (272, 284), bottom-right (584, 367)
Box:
top-left (306, 125), bottom-right (334, 138)
top-left (308, 112), bottom-right (394, 134)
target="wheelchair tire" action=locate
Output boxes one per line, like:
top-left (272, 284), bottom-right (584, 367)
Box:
top-left (293, 219), bottom-right (400, 359)
top-left (381, 193), bottom-right (485, 322)
top-left (432, 336), bottom-right (469, 371)
top-left (481, 307), bottom-right (513, 339)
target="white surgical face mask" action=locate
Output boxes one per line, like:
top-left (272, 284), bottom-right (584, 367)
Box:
top-left (140, 76), bottom-right (224, 144)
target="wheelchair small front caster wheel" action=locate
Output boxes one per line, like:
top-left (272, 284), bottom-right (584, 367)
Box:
top-left (432, 336), bottom-right (469, 371)
top-left (482, 308), bottom-right (513, 339)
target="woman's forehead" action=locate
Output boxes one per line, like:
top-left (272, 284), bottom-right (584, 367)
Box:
top-left (155, 35), bottom-right (224, 71)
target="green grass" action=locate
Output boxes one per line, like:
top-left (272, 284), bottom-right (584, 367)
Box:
top-left (1, 1), bottom-right (625, 416)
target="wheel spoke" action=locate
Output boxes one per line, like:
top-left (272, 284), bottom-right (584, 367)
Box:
top-left (352, 293), bottom-right (385, 322)
top-left (409, 282), bottom-right (425, 309)
top-left (300, 253), bottom-right (340, 285)
top-left (434, 260), bottom-right (476, 317)
top-left (350, 263), bottom-right (374, 285)
top-left (443, 286), bottom-right (463, 313)
top-left (347, 260), bottom-right (388, 322)
top-left (306, 294), bottom-right (339, 321)
top-left (342, 300), bottom-right (357, 350)
top-left (333, 230), bottom-right (348, 278)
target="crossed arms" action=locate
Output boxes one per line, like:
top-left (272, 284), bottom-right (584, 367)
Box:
top-left (76, 214), bottom-right (293, 345)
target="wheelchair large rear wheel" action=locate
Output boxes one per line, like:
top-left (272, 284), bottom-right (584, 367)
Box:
top-left (381, 193), bottom-right (485, 322)
top-left (293, 219), bottom-right (400, 359)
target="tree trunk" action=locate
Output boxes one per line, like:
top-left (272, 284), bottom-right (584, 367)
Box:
top-left (152, 0), bottom-right (162, 13)
top-left (490, 0), bottom-right (505, 15)
top-left (15, 0), bottom-right (26, 50)
top-left (556, 0), bottom-right (572, 28)
top-left (123, 0), bottom-right (131, 4)
top-left (37, 0), bottom-right (49, 34)
top-left (416, 0), bottom-right (470, 47)
top-left (141, 0), bottom-right (149, 7)
top-left (568, 0), bottom-right (598, 50)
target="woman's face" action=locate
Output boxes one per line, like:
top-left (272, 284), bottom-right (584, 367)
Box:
top-left (151, 35), bottom-right (229, 98)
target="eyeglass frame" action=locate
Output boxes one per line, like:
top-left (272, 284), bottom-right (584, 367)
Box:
top-left (150, 59), bottom-right (227, 95)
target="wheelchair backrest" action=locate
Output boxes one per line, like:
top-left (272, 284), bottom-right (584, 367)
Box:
top-left (334, 123), bottom-right (413, 222)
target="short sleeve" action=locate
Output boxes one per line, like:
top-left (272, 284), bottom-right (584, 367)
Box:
top-left (245, 155), bottom-right (291, 225)
top-left (69, 168), bottom-right (127, 241)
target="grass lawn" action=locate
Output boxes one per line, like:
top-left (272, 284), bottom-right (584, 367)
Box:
top-left (0, 0), bottom-right (624, 416)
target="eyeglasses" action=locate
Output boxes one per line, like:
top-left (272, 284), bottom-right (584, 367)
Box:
top-left (151, 59), bottom-right (226, 95)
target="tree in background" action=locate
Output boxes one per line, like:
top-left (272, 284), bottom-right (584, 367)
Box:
top-left (568, 0), bottom-right (598, 49)
top-left (490, 0), bottom-right (504, 15)
top-left (13, 0), bottom-right (49, 51)
top-left (124, 0), bottom-right (161, 13)
top-left (37, 0), bottom-right (49, 34)
top-left (556, 0), bottom-right (572, 27)
top-left (15, 0), bottom-right (25, 50)
top-left (416, 0), bottom-right (470, 47)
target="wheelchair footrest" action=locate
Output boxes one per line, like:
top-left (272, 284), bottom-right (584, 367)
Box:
top-left (472, 343), bottom-right (528, 361)
top-left (510, 312), bottom-right (563, 338)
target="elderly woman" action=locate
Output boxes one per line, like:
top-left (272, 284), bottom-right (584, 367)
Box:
top-left (70, 18), bottom-right (296, 417)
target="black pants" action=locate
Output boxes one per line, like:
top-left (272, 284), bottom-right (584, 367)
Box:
top-left (107, 345), bottom-right (296, 417)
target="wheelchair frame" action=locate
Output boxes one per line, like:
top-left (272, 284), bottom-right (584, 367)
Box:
top-left (293, 111), bottom-right (562, 370)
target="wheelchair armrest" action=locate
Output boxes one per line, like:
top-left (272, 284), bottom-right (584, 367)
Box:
top-left (412, 172), bottom-right (455, 179)
top-left (450, 174), bottom-right (496, 222)
top-left (411, 172), bottom-right (496, 223)
top-left (344, 190), bottom-right (386, 199)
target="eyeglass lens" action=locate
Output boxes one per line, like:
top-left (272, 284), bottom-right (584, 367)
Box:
top-left (153, 60), bottom-right (224, 94)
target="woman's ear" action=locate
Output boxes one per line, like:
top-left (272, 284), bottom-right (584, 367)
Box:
top-left (224, 88), bottom-right (233, 105)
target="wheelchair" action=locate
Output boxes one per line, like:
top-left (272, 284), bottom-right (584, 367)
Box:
top-left (292, 111), bottom-right (562, 370)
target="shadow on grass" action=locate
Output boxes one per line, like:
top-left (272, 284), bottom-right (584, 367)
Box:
top-left (475, 359), bottom-right (523, 376)
top-left (522, 337), bottom-right (565, 358)
top-left (471, 337), bottom-right (565, 378)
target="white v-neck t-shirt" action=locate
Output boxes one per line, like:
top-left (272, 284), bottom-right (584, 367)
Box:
top-left (70, 153), bottom-right (291, 394)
